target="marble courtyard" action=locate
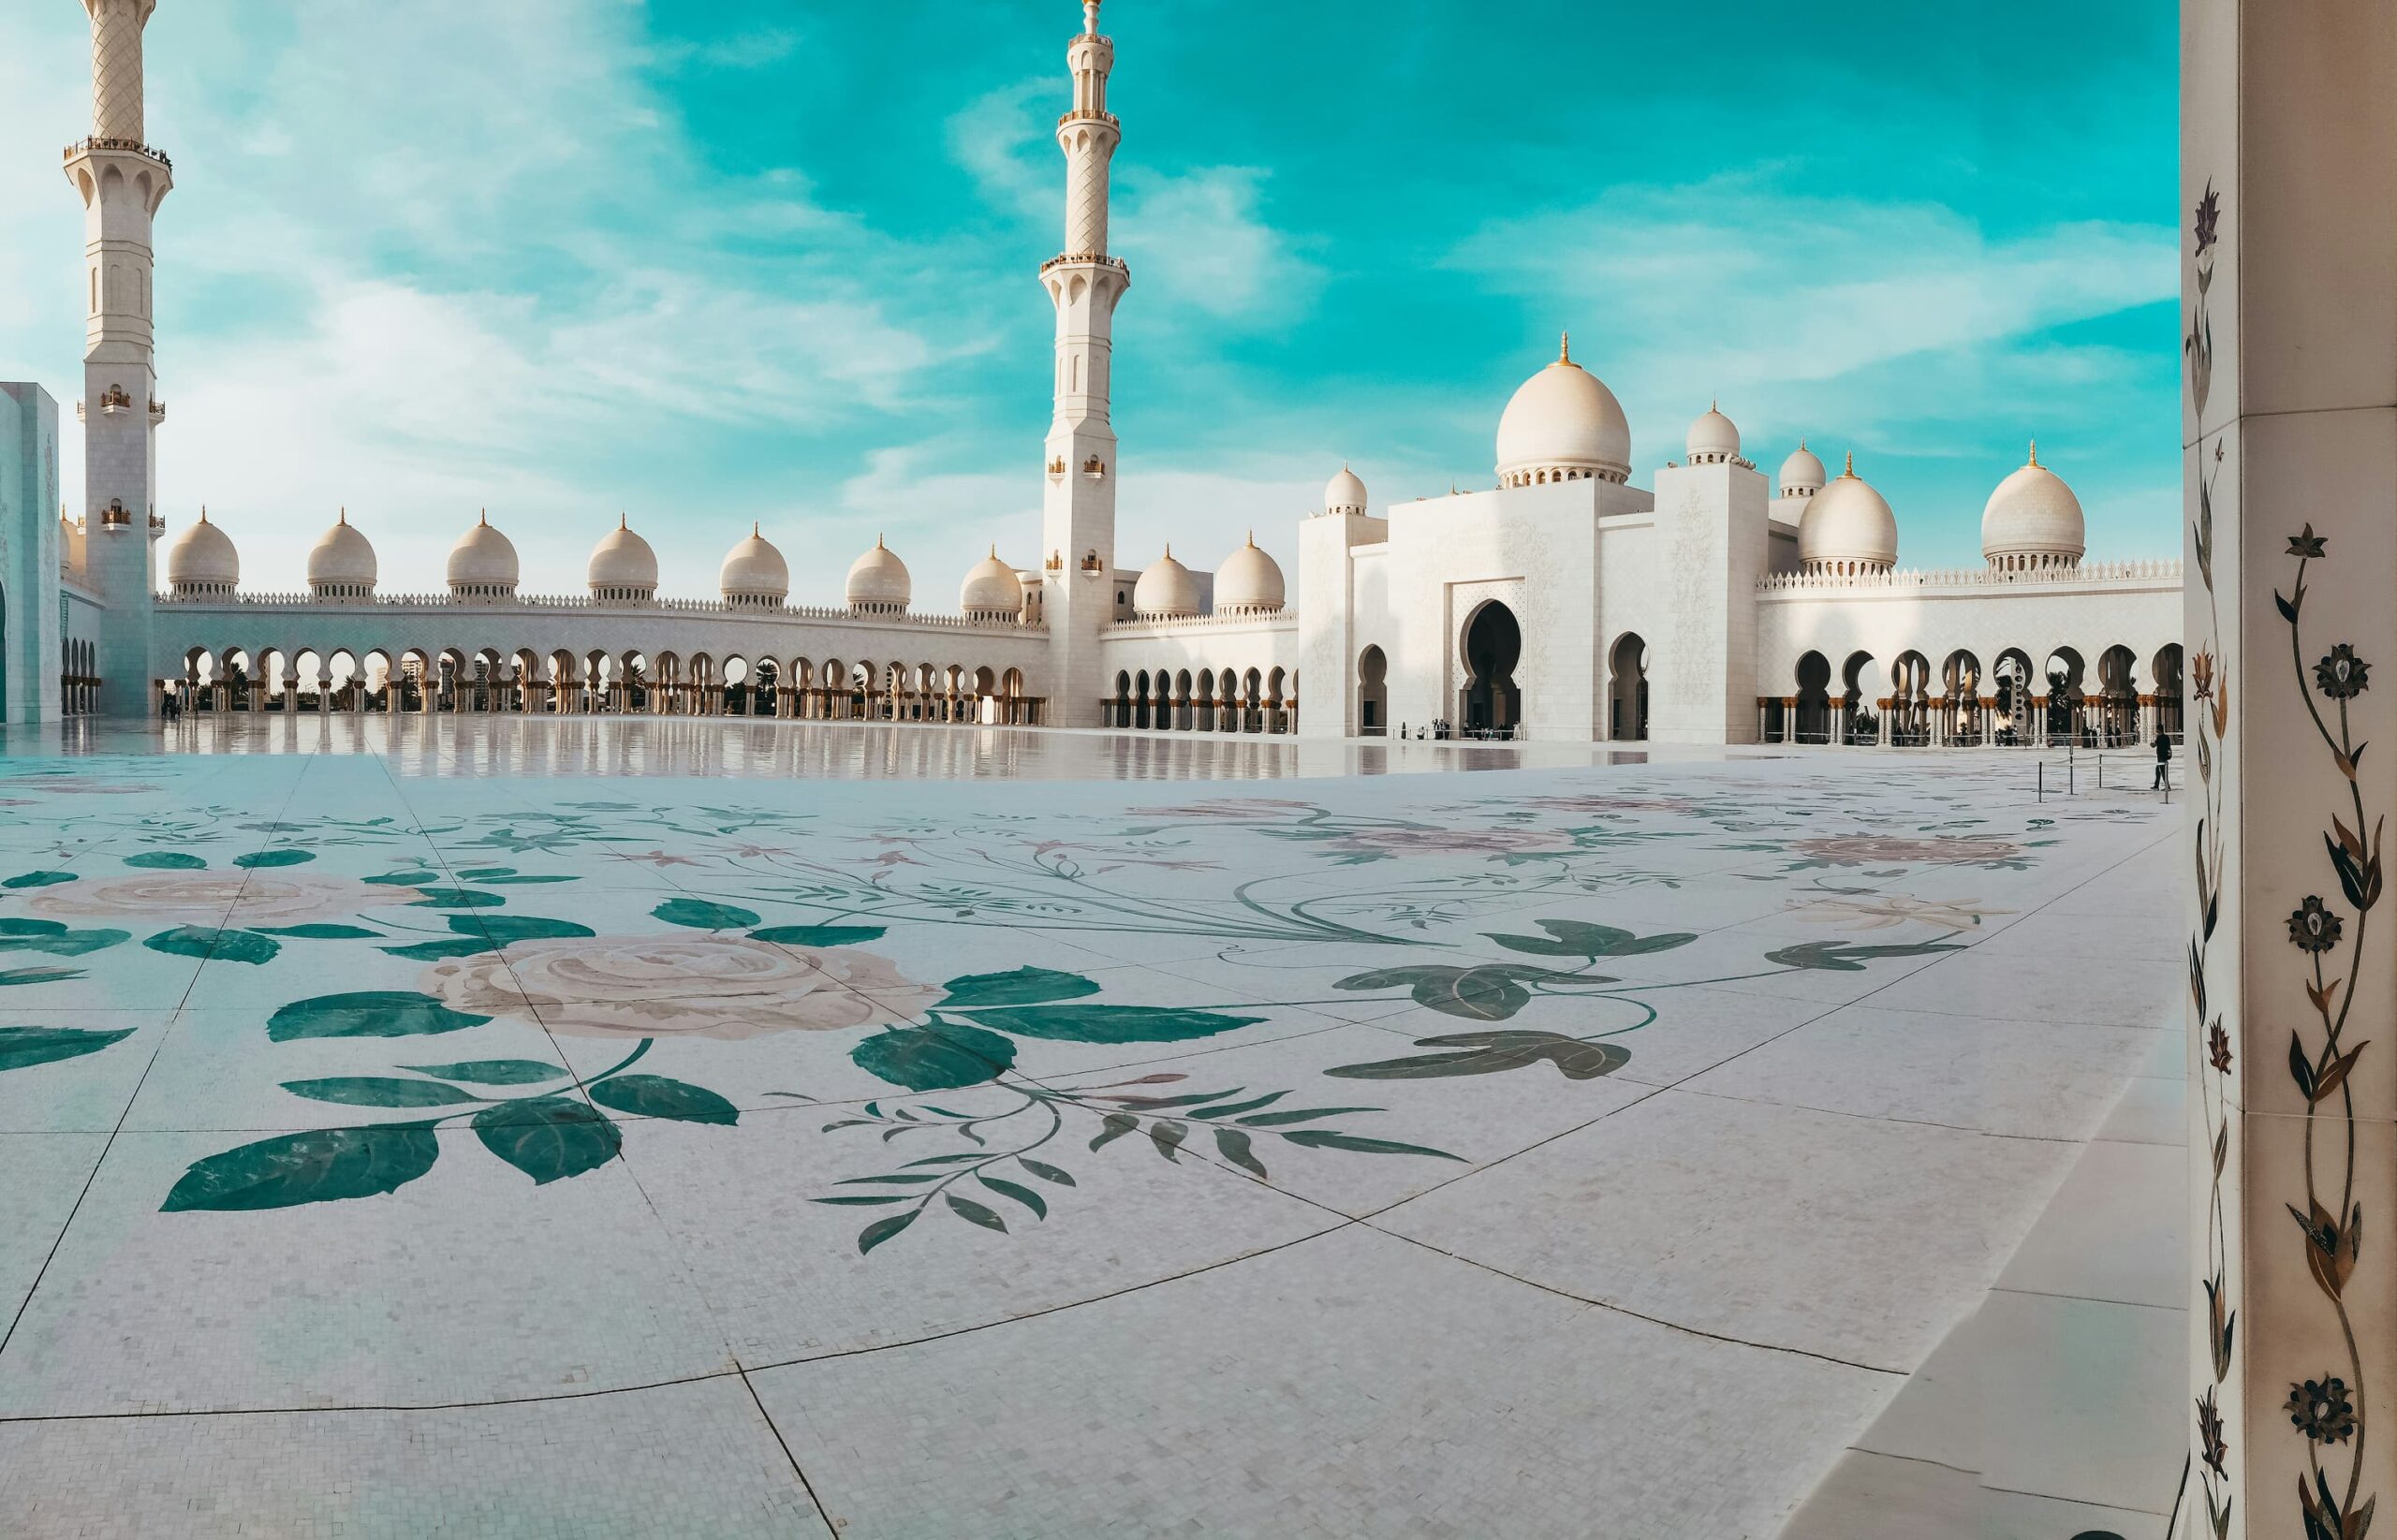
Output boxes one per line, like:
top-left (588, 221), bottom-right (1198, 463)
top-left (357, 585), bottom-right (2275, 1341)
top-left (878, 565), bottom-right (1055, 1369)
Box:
top-left (0, 719), bottom-right (2184, 1537)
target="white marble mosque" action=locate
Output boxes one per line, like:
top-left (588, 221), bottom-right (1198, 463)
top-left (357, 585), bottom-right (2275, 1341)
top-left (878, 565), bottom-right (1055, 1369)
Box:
top-left (13, 4), bottom-right (2397, 1539)
top-left (4, 0), bottom-right (2181, 749)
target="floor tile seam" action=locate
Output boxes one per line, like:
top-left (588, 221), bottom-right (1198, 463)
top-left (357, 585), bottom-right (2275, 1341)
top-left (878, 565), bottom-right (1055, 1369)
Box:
top-left (1352, 982), bottom-right (1880, 1221)
top-left (1974, 1477), bottom-right (2177, 1518)
top-left (1718, 990), bottom-right (2178, 1033)
top-left (0, 1366), bottom-right (750, 1425)
top-left (736, 1366), bottom-right (840, 1539)
top-left (0, 1023), bottom-right (177, 1366)
top-left (149, 750), bottom-right (329, 1015)
top-left (1362, 1227), bottom-right (1909, 1378)
top-left (1651, 1082), bottom-right (2087, 1145)
top-left (1828, 1445), bottom-right (1986, 1481)
top-left (733, 1214), bottom-right (1362, 1376)
top-left (1909, 817), bottom-right (2179, 946)
top-left (1985, 1283), bottom-right (2189, 1315)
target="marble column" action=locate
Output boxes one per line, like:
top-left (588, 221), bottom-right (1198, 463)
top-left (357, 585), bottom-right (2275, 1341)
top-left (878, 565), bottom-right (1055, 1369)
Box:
top-left (2184, 6), bottom-right (2397, 1537)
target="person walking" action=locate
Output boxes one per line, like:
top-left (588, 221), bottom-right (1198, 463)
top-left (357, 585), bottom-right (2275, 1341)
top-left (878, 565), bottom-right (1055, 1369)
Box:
top-left (2153, 730), bottom-right (2172, 791)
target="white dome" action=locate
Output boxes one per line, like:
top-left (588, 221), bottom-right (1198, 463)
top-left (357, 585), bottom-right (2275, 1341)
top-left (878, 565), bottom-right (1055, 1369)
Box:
top-left (1980, 443), bottom-right (2086, 570)
top-left (446, 511), bottom-right (519, 594)
top-left (1685, 402), bottom-right (1740, 463)
top-left (1798, 454), bottom-right (1899, 572)
top-left (1324, 464), bottom-right (1369, 516)
top-left (845, 535), bottom-right (910, 611)
top-left (720, 523), bottom-right (790, 603)
top-left (960, 549), bottom-right (1022, 617)
top-left (307, 512), bottom-right (377, 593)
top-left (166, 509), bottom-right (239, 592)
top-left (1132, 547), bottom-right (1201, 618)
top-left (588, 516), bottom-right (659, 597)
top-left (1494, 332), bottom-right (1631, 486)
top-left (1213, 534), bottom-right (1285, 614)
top-left (1778, 440), bottom-right (1827, 497)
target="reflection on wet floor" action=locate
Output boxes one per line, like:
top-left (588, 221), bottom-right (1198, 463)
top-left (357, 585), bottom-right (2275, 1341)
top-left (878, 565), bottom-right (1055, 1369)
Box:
top-left (9, 714), bottom-right (1702, 781)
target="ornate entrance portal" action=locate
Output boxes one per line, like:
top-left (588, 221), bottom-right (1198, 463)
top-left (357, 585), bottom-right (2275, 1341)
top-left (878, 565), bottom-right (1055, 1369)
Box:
top-left (1458, 601), bottom-right (1521, 734)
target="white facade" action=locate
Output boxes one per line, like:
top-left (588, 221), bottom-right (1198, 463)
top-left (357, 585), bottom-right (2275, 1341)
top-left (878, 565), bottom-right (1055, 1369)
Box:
top-left (15, 0), bottom-right (2183, 745)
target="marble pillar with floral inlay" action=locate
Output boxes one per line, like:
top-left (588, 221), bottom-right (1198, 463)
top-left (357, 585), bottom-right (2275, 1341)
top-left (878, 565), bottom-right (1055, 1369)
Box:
top-left (2184, 5), bottom-right (2397, 1536)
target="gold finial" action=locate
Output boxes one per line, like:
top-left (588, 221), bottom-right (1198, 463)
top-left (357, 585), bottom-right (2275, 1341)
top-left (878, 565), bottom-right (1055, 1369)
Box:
top-left (1558, 330), bottom-right (1572, 365)
top-left (478, 507), bottom-right (488, 526)
top-left (1164, 542), bottom-right (1172, 559)
top-left (1245, 529), bottom-right (1255, 546)
top-left (753, 521), bottom-right (761, 537)
top-left (1710, 397), bottom-right (1718, 412)
top-left (2028, 438), bottom-right (2039, 467)
top-left (338, 506), bottom-right (347, 525)
top-left (989, 543), bottom-right (997, 558)
top-left (1843, 451), bottom-right (1855, 477)
top-left (618, 512), bottom-right (627, 529)
top-left (1799, 436), bottom-right (1807, 451)
top-left (199, 505), bottom-right (209, 523)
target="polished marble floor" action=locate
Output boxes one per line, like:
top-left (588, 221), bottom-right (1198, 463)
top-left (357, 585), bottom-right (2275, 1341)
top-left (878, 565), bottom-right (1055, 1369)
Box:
top-left (0, 717), bottom-right (2182, 1537)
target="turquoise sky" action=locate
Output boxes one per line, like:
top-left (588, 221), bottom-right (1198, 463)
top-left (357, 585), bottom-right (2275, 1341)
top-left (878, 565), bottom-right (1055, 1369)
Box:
top-left (0, 0), bottom-right (2178, 600)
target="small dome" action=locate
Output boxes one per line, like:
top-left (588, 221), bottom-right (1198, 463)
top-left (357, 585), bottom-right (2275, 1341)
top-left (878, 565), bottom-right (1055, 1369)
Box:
top-left (721, 523), bottom-right (790, 604)
top-left (1324, 463), bottom-right (1369, 516)
top-left (446, 511), bottom-right (519, 594)
top-left (307, 510), bottom-right (377, 594)
top-left (1685, 402), bottom-right (1740, 463)
top-left (588, 515), bottom-right (658, 598)
top-left (845, 535), bottom-right (910, 611)
top-left (1494, 331), bottom-right (1632, 486)
top-left (1213, 533), bottom-right (1285, 614)
top-left (1798, 453), bottom-right (1899, 573)
top-left (166, 508), bottom-right (239, 592)
top-left (960, 548), bottom-right (1022, 617)
top-left (1980, 442), bottom-right (2086, 571)
top-left (1778, 440), bottom-right (1827, 497)
top-left (1132, 546), bottom-right (1201, 618)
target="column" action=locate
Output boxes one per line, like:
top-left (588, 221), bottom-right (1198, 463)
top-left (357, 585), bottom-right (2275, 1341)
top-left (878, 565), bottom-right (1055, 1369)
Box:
top-left (2184, 7), bottom-right (2397, 1538)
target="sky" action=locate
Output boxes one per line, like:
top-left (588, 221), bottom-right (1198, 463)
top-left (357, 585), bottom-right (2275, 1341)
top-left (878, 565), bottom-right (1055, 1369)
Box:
top-left (0, 0), bottom-right (2181, 603)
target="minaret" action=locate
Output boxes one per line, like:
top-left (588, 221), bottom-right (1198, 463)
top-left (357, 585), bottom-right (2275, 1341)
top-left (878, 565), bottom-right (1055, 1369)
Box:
top-left (1038, 0), bottom-right (1129, 727)
top-left (64, 0), bottom-right (170, 716)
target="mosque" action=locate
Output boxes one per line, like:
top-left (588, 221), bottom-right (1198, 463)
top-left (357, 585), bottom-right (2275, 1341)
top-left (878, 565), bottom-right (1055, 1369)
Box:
top-left (3, 0), bottom-right (2183, 746)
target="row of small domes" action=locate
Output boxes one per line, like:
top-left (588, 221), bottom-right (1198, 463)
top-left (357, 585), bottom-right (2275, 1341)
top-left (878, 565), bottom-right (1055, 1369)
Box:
top-left (166, 509), bottom-right (1290, 618)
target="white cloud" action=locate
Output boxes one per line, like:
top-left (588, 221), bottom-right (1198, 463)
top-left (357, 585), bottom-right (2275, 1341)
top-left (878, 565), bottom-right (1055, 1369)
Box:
top-left (1113, 167), bottom-right (1323, 324)
top-left (0, 1), bottom-right (968, 594)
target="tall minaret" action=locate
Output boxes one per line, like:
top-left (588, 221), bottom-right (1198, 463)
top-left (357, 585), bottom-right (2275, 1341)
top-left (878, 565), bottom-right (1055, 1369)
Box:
top-left (1038, 0), bottom-right (1128, 727)
top-left (64, 0), bottom-right (169, 716)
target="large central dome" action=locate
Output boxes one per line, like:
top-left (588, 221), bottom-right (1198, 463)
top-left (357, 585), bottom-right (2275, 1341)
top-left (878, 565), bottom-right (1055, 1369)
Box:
top-left (1495, 332), bottom-right (1631, 487)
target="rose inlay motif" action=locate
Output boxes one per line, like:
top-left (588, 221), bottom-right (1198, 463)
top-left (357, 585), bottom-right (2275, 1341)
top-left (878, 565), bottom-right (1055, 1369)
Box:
top-left (1790, 834), bottom-right (2026, 866)
top-left (421, 935), bottom-right (939, 1040)
top-left (28, 873), bottom-right (414, 927)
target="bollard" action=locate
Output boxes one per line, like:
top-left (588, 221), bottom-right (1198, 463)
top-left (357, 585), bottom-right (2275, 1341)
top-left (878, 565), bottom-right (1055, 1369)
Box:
top-left (2037, 761), bottom-right (2045, 802)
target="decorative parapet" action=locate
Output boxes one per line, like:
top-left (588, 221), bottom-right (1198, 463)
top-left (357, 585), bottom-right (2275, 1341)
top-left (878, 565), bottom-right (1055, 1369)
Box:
top-left (1756, 558), bottom-right (2183, 594)
top-left (1103, 609), bottom-right (1297, 636)
top-left (63, 136), bottom-right (170, 169)
top-left (150, 591), bottom-right (1047, 632)
top-left (1040, 252), bottom-right (1128, 276)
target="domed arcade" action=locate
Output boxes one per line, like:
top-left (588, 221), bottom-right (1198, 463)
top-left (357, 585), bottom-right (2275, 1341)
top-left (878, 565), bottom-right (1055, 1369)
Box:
top-left (845, 535), bottom-right (910, 615)
top-left (166, 509), bottom-right (239, 596)
top-left (1798, 454), bottom-right (1898, 576)
top-left (307, 511), bottom-right (376, 599)
top-left (1980, 443), bottom-right (2086, 572)
top-left (588, 516), bottom-right (659, 604)
top-left (447, 511), bottom-right (519, 599)
top-left (720, 525), bottom-right (791, 608)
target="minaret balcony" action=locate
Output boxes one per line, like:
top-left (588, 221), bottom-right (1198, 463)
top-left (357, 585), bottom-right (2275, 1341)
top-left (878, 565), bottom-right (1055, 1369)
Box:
top-left (1057, 109), bottom-right (1120, 129)
top-left (63, 136), bottom-right (171, 170)
top-left (1040, 252), bottom-right (1128, 276)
